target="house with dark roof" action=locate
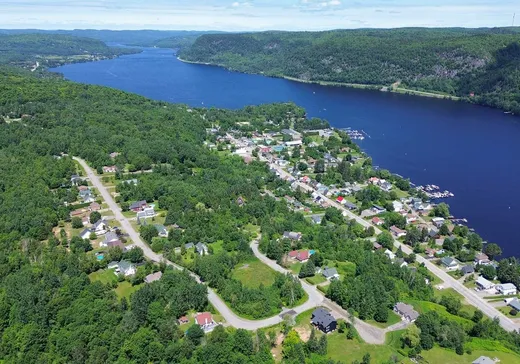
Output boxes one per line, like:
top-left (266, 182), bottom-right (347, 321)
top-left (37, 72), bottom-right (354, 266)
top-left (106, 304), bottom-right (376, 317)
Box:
top-left (130, 200), bottom-right (148, 212)
top-left (461, 265), bottom-right (475, 275)
top-left (311, 307), bottom-right (337, 333)
top-left (440, 256), bottom-right (459, 271)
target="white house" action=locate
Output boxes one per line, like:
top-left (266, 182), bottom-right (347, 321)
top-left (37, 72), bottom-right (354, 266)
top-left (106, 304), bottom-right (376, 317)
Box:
top-left (392, 201), bottom-right (403, 212)
top-left (440, 257), bottom-right (459, 271)
top-left (474, 253), bottom-right (491, 266)
top-left (496, 283), bottom-right (517, 296)
top-left (384, 249), bottom-right (396, 261)
top-left (476, 276), bottom-right (494, 291)
top-left (108, 261), bottom-right (136, 277)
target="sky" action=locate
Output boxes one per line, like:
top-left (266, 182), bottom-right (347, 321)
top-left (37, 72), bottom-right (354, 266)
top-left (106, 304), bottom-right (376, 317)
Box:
top-left (0, 0), bottom-right (518, 31)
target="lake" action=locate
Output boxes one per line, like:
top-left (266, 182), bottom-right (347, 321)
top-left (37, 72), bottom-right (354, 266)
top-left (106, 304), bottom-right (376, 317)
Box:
top-left (51, 47), bottom-right (520, 258)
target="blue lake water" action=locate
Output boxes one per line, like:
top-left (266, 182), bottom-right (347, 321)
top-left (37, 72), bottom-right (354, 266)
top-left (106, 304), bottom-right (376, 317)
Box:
top-left (51, 47), bottom-right (520, 258)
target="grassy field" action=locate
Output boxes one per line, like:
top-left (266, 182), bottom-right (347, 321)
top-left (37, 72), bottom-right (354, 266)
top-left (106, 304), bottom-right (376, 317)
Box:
top-left (115, 281), bottom-right (142, 300)
top-left (306, 275), bottom-right (327, 285)
top-left (335, 261), bottom-right (356, 277)
top-left (405, 299), bottom-right (474, 329)
top-left (434, 287), bottom-right (476, 317)
top-left (421, 345), bottom-right (520, 364)
top-left (366, 310), bottom-right (401, 328)
top-left (231, 258), bottom-right (278, 289)
top-left (326, 335), bottom-right (406, 363)
top-left (89, 269), bottom-right (117, 285)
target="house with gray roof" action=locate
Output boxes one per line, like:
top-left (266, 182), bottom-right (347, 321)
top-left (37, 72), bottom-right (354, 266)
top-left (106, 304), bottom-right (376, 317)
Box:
top-left (283, 231), bottom-right (302, 241)
top-left (311, 307), bottom-right (337, 333)
top-left (196, 242), bottom-right (209, 256)
top-left (144, 271), bottom-right (163, 284)
top-left (322, 267), bottom-right (339, 280)
top-left (508, 298), bottom-right (520, 312)
top-left (154, 224), bottom-right (168, 238)
top-left (461, 265), bottom-right (475, 275)
top-left (185, 243), bottom-right (195, 250)
top-left (440, 256), bottom-right (459, 271)
top-left (472, 356), bottom-right (495, 364)
top-left (394, 302), bottom-right (419, 322)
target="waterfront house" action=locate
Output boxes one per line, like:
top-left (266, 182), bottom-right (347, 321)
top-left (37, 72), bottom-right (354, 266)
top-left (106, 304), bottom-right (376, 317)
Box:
top-left (394, 302), bottom-right (419, 322)
top-left (311, 307), bottom-right (337, 333)
top-left (475, 253), bottom-right (491, 266)
top-left (390, 226), bottom-right (407, 238)
top-left (476, 276), bottom-right (494, 290)
top-left (431, 217), bottom-right (445, 228)
top-left (144, 271), bottom-right (163, 284)
top-left (496, 283), bottom-right (517, 296)
top-left (322, 267), bottom-right (339, 280)
top-left (441, 256), bottom-right (459, 271)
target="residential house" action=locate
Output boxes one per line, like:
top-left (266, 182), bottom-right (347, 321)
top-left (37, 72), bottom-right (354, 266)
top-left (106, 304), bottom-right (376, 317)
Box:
top-left (390, 226), bottom-right (407, 238)
top-left (440, 257), bottom-right (459, 271)
top-left (92, 220), bottom-right (108, 235)
top-left (380, 181), bottom-right (393, 192)
top-left (283, 231), bottom-right (302, 241)
top-left (70, 174), bottom-right (82, 186)
top-left (461, 265), bottom-right (475, 275)
top-left (336, 196), bottom-right (346, 205)
top-left (372, 242), bottom-right (382, 250)
top-left (70, 208), bottom-right (85, 217)
top-left (311, 215), bottom-right (323, 225)
top-left (82, 193), bottom-right (96, 204)
top-left (322, 267), bottom-right (339, 280)
top-left (79, 228), bottom-right (92, 240)
top-left (107, 240), bottom-right (124, 250)
top-left (392, 201), bottom-right (403, 212)
top-left (178, 316), bottom-right (189, 325)
top-left (371, 217), bottom-right (384, 226)
top-left (496, 283), bottom-right (517, 296)
top-left (296, 251), bottom-right (310, 263)
top-left (406, 214), bottom-right (419, 224)
top-left (425, 247), bottom-right (437, 258)
top-left (196, 242), bottom-right (209, 256)
top-left (311, 307), bottom-right (337, 333)
top-left (475, 253), bottom-right (491, 266)
top-left (101, 231), bottom-right (119, 247)
top-left (130, 200), bottom-right (148, 212)
top-left (385, 249), bottom-right (396, 261)
top-left (154, 224), bottom-right (169, 238)
top-left (89, 202), bottom-right (101, 212)
top-left (137, 207), bottom-right (155, 220)
top-left (195, 312), bottom-right (216, 332)
top-left (123, 179), bottom-right (139, 185)
top-left (431, 217), bottom-right (445, 228)
top-left (108, 261), bottom-right (136, 276)
top-left (476, 276), bottom-right (494, 290)
top-left (372, 205), bottom-right (386, 214)
top-left (342, 200), bottom-right (357, 210)
top-left (285, 140), bottom-right (303, 147)
top-left (144, 271), bottom-right (163, 284)
top-left (103, 165), bottom-right (118, 173)
top-left (508, 298), bottom-right (520, 312)
top-left (394, 302), bottom-right (419, 322)
top-left (428, 228), bottom-right (439, 239)
top-left (185, 243), bottom-right (195, 250)
top-left (472, 356), bottom-right (494, 364)
top-left (395, 258), bottom-right (408, 268)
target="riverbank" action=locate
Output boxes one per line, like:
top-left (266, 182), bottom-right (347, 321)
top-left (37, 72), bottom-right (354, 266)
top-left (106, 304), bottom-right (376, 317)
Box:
top-left (177, 56), bottom-right (461, 102)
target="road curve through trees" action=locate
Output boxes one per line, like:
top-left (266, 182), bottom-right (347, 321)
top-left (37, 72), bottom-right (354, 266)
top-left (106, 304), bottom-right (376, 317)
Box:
top-left (74, 157), bottom-right (349, 332)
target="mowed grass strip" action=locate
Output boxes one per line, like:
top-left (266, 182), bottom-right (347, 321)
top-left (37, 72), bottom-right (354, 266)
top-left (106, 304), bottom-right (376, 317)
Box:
top-left (232, 258), bottom-right (278, 288)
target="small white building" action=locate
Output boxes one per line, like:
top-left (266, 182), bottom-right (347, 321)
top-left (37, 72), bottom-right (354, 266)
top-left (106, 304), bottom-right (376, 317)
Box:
top-left (496, 283), bottom-right (517, 296)
top-left (384, 249), bottom-right (396, 260)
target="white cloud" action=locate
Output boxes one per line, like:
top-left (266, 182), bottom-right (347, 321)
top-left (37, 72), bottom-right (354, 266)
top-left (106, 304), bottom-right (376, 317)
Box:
top-left (328, 0), bottom-right (341, 6)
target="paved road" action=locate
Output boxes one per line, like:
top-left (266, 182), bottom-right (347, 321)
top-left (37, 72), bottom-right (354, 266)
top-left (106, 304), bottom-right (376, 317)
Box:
top-left (251, 241), bottom-right (395, 344)
top-left (269, 163), bottom-right (519, 333)
top-left (74, 157), bottom-right (328, 331)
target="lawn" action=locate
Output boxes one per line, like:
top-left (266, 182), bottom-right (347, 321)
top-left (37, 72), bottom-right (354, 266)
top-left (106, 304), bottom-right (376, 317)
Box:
top-left (289, 262), bottom-right (302, 274)
top-left (421, 345), bottom-right (520, 364)
top-left (434, 287), bottom-right (476, 317)
top-left (231, 258), bottom-right (278, 289)
top-left (405, 299), bottom-right (474, 329)
top-left (89, 269), bottom-right (118, 285)
top-left (306, 275), bottom-right (327, 285)
top-left (115, 281), bottom-right (142, 300)
top-left (325, 335), bottom-right (406, 364)
top-left (366, 310), bottom-right (401, 328)
top-left (335, 261), bottom-right (356, 277)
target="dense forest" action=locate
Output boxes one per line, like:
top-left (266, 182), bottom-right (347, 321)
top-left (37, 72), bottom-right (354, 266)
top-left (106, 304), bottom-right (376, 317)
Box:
top-left (181, 27), bottom-right (520, 114)
top-left (0, 34), bottom-right (137, 68)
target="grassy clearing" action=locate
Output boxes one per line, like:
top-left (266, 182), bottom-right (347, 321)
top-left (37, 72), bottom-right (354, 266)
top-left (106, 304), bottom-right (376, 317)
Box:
top-left (231, 258), bottom-right (278, 289)
top-left (421, 345), bottom-right (520, 364)
top-left (405, 299), bottom-right (474, 329)
top-left (326, 335), bottom-right (406, 363)
top-left (366, 310), bottom-right (401, 328)
top-left (115, 281), bottom-right (142, 300)
top-left (335, 261), bottom-right (356, 277)
top-left (434, 287), bottom-right (476, 317)
top-left (89, 269), bottom-right (117, 285)
top-left (306, 275), bottom-right (327, 285)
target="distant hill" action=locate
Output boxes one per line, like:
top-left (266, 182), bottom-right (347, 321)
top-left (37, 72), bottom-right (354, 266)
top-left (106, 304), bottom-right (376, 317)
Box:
top-left (180, 27), bottom-right (520, 114)
top-left (0, 33), bottom-right (137, 69)
top-left (0, 29), bottom-right (223, 47)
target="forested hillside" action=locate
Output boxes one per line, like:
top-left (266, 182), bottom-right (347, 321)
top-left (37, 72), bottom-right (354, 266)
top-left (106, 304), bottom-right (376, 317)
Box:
top-left (181, 28), bottom-right (520, 113)
top-left (0, 33), bottom-right (137, 68)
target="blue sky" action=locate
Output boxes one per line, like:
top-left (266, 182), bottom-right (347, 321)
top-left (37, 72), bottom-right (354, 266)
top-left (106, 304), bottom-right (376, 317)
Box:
top-left (0, 0), bottom-right (518, 30)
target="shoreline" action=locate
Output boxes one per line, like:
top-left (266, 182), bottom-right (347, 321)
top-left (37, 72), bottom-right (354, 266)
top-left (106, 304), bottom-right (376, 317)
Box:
top-left (177, 56), bottom-right (461, 102)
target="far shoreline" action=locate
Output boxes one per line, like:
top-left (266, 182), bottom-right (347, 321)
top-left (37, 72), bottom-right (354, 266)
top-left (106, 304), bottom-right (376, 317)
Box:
top-left (177, 56), bottom-right (461, 102)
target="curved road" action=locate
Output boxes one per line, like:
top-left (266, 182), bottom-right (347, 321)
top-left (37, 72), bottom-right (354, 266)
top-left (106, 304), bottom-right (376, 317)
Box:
top-left (269, 163), bottom-right (519, 333)
top-left (74, 157), bottom-right (336, 331)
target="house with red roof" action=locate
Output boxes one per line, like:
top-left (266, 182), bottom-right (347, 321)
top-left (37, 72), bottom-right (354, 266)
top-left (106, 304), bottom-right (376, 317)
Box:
top-left (371, 217), bottom-right (384, 226)
top-left (296, 250), bottom-right (310, 262)
top-left (337, 196), bottom-right (345, 204)
top-left (195, 312), bottom-right (215, 332)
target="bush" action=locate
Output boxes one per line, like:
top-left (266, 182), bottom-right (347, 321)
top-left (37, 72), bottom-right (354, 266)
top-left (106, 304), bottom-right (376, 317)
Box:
top-left (510, 309), bottom-right (518, 316)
